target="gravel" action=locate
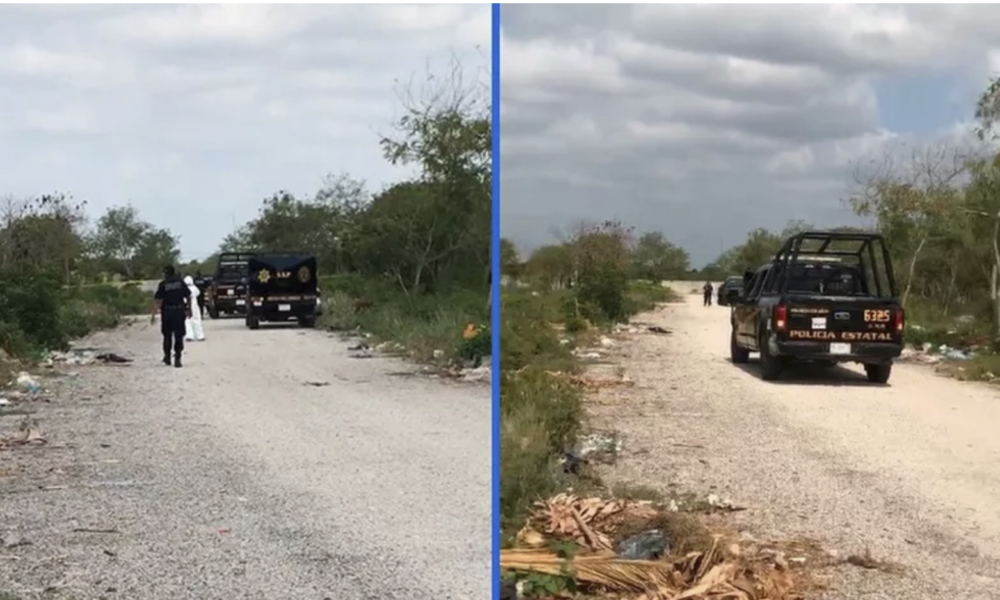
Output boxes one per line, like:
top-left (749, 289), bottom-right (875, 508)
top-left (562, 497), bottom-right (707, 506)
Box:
top-left (587, 293), bottom-right (1000, 600)
top-left (0, 317), bottom-right (491, 600)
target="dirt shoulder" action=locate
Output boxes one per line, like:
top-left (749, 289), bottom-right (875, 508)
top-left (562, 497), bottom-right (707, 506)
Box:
top-left (0, 318), bottom-right (490, 600)
top-left (582, 294), bottom-right (1000, 600)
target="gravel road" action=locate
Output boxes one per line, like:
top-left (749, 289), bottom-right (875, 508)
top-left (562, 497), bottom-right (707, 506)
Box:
top-left (588, 292), bottom-right (1000, 600)
top-left (0, 317), bottom-right (491, 599)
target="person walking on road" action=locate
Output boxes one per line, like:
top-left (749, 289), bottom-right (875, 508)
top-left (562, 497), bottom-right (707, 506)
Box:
top-left (183, 275), bottom-right (206, 342)
top-left (151, 265), bottom-right (191, 368)
top-left (703, 281), bottom-right (714, 307)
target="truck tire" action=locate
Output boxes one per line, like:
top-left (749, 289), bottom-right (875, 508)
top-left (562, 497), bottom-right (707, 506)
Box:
top-left (864, 362), bottom-right (892, 384)
top-left (730, 328), bottom-right (750, 364)
top-left (247, 315), bottom-right (260, 330)
top-left (209, 304), bottom-right (220, 320)
top-left (757, 329), bottom-right (784, 381)
top-left (298, 315), bottom-right (317, 328)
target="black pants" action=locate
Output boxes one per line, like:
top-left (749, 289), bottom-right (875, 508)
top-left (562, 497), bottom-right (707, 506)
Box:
top-left (703, 292), bottom-right (712, 306)
top-left (161, 313), bottom-right (186, 357)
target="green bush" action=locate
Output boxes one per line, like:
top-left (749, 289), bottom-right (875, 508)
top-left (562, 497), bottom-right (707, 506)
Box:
top-left (500, 367), bottom-right (584, 534)
top-left (320, 285), bottom-right (488, 363)
top-left (501, 290), bottom-right (575, 372)
top-left (0, 268), bottom-right (152, 358)
top-left (0, 268), bottom-right (70, 354)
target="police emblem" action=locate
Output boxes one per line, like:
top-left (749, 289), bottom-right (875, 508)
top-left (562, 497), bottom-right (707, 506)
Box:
top-left (297, 265), bottom-right (311, 283)
top-left (257, 269), bottom-right (271, 284)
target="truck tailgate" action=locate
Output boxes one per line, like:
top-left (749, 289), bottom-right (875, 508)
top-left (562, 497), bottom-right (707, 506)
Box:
top-left (780, 296), bottom-right (902, 344)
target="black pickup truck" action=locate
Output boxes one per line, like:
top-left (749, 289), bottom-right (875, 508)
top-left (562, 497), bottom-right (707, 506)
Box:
top-left (245, 253), bottom-right (320, 329)
top-left (208, 252), bottom-right (256, 319)
top-left (729, 231), bottom-right (904, 383)
top-left (717, 276), bottom-right (744, 306)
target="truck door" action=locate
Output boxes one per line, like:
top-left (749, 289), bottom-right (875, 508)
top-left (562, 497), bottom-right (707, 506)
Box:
top-left (734, 268), bottom-right (767, 350)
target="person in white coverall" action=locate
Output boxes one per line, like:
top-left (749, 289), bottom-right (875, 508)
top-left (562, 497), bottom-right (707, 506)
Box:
top-left (183, 276), bottom-right (206, 341)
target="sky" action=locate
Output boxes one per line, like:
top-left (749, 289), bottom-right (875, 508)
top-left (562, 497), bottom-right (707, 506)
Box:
top-left (499, 4), bottom-right (1000, 266)
top-left (0, 4), bottom-right (489, 260)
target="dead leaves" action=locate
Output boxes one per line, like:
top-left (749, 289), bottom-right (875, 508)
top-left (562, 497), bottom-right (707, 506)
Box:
top-left (525, 493), bottom-right (658, 551)
top-left (546, 372), bottom-right (636, 390)
top-left (0, 424), bottom-right (46, 449)
top-left (501, 538), bottom-right (798, 600)
top-left (505, 494), bottom-right (802, 600)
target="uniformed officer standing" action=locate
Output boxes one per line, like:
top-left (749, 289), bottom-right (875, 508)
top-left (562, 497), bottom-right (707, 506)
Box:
top-left (193, 270), bottom-right (207, 318)
top-left (151, 264), bottom-right (192, 367)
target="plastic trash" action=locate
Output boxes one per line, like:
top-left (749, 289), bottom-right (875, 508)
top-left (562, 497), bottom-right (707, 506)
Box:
top-left (616, 529), bottom-right (671, 560)
top-left (15, 372), bottom-right (42, 394)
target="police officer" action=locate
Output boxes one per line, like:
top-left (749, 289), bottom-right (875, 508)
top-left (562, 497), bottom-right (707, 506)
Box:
top-left (150, 264), bottom-right (192, 367)
top-left (703, 281), bottom-right (714, 307)
top-left (193, 270), bottom-right (208, 318)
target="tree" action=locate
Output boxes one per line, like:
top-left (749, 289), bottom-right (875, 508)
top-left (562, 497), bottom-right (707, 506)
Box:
top-left (524, 244), bottom-right (573, 290)
top-left (89, 205), bottom-right (180, 279)
top-left (0, 193), bottom-right (87, 283)
top-left (134, 228), bottom-right (181, 277)
top-left (567, 220), bottom-right (634, 323)
top-left (630, 231), bottom-right (690, 282)
top-left (499, 238), bottom-right (522, 279)
top-left (846, 144), bottom-right (970, 307)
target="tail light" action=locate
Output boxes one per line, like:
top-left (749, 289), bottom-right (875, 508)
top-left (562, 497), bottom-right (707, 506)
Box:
top-left (894, 308), bottom-right (904, 334)
top-left (773, 304), bottom-right (788, 331)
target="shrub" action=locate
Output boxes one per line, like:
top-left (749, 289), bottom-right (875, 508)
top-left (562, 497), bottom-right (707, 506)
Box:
top-left (321, 285), bottom-right (489, 363)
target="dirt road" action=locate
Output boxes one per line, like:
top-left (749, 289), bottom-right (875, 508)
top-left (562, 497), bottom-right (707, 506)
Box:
top-left (588, 293), bottom-right (1000, 600)
top-left (0, 318), bottom-right (490, 599)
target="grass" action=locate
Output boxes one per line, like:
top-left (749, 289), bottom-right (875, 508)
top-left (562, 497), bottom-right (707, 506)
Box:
top-left (901, 297), bottom-right (1000, 383)
top-left (499, 280), bottom-right (680, 539)
top-left (318, 274), bottom-right (489, 365)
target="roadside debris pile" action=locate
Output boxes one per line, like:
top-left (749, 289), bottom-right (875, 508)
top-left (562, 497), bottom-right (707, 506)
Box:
top-left (546, 370), bottom-right (635, 390)
top-left (559, 432), bottom-right (623, 475)
top-left (502, 494), bottom-right (802, 600)
top-left (0, 422), bottom-right (46, 449)
top-left (41, 349), bottom-right (132, 367)
top-left (15, 372), bottom-right (43, 395)
top-left (900, 342), bottom-right (976, 364)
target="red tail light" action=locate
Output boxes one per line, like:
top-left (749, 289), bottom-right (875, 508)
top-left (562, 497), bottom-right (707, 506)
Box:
top-left (894, 308), bottom-right (904, 334)
top-left (773, 304), bottom-right (788, 331)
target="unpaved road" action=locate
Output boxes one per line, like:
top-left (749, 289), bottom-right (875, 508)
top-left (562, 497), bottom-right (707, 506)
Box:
top-left (0, 318), bottom-right (490, 599)
top-left (588, 294), bottom-right (1000, 600)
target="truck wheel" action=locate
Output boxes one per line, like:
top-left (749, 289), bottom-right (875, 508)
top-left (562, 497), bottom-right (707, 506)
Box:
top-left (864, 362), bottom-right (892, 384)
top-left (758, 331), bottom-right (784, 381)
top-left (730, 328), bottom-right (750, 364)
top-left (247, 316), bottom-right (260, 330)
top-left (299, 316), bottom-right (316, 328)
top-left (209, 305), bottom-right (219, 320)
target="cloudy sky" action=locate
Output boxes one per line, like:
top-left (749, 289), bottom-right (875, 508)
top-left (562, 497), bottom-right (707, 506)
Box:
top-left (0, 4), bottom-right (489, 259)
top-left (499, 4), bottom-right (1000, 266)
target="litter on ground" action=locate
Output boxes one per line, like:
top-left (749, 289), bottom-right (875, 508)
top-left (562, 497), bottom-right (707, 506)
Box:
top-left (503, 493), bottom-right (806, 600)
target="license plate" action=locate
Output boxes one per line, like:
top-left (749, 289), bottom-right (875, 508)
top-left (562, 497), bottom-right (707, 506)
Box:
top-left (235, 299), bottom-right (245, 306)
top-left (227, 289), bottom-right (234, 295)
top-left (278, 304), bottom-right (291, 312)
top-left (830, 343), bottom-right (851, 355)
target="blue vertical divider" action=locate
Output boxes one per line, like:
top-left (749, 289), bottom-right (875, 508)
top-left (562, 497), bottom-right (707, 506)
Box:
top-left (490, 2), bottom-right (501, 599)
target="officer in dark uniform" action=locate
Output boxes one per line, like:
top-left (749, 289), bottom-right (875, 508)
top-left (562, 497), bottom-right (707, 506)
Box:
top-left (702, 281), bottom-right (714, 307)
top-left (193, 270), bottom-right (207, 318)
top-left (151, 264), bottom-right (192, 367)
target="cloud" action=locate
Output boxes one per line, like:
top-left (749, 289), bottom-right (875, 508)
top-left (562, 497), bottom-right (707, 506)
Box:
top-left (0, 4), bottom-right (489, 259)
top-left (499, 5), bottom-right (1000, 265)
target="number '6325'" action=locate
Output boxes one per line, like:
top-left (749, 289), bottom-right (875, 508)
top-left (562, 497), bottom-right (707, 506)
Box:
top-left (863, 309), bottom-right (891, 322)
